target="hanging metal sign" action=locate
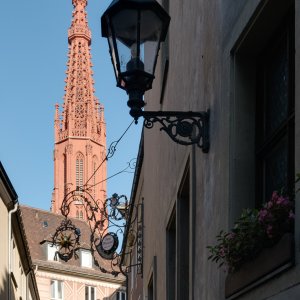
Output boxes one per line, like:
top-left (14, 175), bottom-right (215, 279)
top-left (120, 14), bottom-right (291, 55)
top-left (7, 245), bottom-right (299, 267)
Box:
top-left (96, 232), bottom-right (119, 260)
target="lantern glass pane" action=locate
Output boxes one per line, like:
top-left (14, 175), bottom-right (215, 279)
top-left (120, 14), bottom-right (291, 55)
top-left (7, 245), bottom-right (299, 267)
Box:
top-left (105, 15), bottom-right (119, 80)
top-left (140, 40), bottom-right (159, 75)
top-left (140, 10), bottom-right (163, 42)
top-left (116, 39), bottom-right (135, 73)
top-left (111, 9), bottom-right (139, 73)
top-left (140, 10), bottom-right (163, 75)
top-left (108, 36), bottom-right (119, 78)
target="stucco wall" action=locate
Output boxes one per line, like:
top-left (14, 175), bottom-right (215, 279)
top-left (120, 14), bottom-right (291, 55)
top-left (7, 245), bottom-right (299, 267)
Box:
top-left (0, 197), bottom-right (9, 299)
top-left (36, 270), bottom-right (123, 300)
top-left (139, 0), bottom-right (300, 299)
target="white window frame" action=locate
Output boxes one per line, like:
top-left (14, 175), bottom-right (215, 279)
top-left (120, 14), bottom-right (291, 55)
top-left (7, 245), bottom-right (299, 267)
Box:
top-left (85, 285), bottom-right (96, 300)
top-left (117, 291), bottom-right (126, 300)
top-left (81, 249), bottom-right (92, 268)
top-left (51, 280), bottom-right (63, 300)
top-left (47, 244), bottom-right (59, 261)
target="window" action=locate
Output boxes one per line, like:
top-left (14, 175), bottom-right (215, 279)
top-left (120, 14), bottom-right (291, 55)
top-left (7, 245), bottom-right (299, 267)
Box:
top-left (256, 15), bottom-right (294, 204)
top-left (229, 0), bottom-right (295, 223)
top-left (81, 249), bottom-right (92, 268)
top-left (64, 154), bottom-right (67, 197)
top-left (116, 291), bottom-right (126, 300)
top-left (92, 156), bottom-right (98, 200)
top-left (51, 280), bottom-right (63, 300)
top-left (76, 153), bottom-right (84, 192)
top-left (148, 275), bottom-right (154, 300)
top-left (177, 170), bottom-right (190, 299)
top-left (226, 1), bottom-right (295, 296)
top-left (166, 211), bottom-right (176, 300)
top-left (47, 244), bottom-right (59, 261)
top-left (166, 167), bottom-right (190, 300)
top-left (85, 286), bottom-right (96, 300)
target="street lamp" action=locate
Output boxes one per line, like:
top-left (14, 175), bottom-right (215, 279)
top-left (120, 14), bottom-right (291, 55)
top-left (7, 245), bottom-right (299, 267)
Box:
top-left (101, 0), bottom-right (210, 152)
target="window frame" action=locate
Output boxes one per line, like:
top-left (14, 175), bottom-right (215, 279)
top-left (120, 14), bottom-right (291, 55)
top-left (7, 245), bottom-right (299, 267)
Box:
top-left (76, 153), bottom-right (84, 192)
top-left (227, 0), bottom-right (295, 297)
top-left (80, 249), bottom-right (93, 268)
top-left (50, 280), bottom-right (63, 300)
top-left (117, 290), bottom-right (126, 300)
top-left (85, 285), bottom-right (96, 300)
top-left (47, 243), bottom-right (59, 262)
top-left (255, 13), bottom-right (295, 205)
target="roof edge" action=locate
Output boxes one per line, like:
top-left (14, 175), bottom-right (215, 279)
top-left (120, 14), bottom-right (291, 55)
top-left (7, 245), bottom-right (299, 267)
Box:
top-left (0, 161), bottom-right (18, 203)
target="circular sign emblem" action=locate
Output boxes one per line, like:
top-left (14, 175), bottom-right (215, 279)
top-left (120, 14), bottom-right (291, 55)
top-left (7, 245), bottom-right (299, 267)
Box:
top-left (96, 233), bottom-right (119, 259)
top-left (102, 234), bottom-right (115, 251)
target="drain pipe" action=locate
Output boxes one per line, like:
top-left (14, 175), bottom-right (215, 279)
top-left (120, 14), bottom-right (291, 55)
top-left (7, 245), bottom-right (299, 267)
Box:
top-left (8, 203), bottom-right (18, 300)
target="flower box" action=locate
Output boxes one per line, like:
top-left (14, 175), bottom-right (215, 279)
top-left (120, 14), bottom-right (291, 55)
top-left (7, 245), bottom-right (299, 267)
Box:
top-left (225, 233), bottom-right (294, 299)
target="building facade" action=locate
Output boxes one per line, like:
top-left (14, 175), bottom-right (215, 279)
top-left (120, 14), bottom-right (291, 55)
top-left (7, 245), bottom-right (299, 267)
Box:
top-left (124, 0), bottom-right (300, 299)
top-left (20, 205), bottom-right (125, 300)
top-left (51, 0), bottom-right (107, 224)
top-left (18, 1), bottom-right (126, 299)
top-left (0, 162), bottom-right (40, 300)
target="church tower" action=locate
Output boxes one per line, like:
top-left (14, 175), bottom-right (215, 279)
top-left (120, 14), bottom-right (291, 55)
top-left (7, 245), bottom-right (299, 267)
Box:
top-left (51, 0), bottom-right (107, 222)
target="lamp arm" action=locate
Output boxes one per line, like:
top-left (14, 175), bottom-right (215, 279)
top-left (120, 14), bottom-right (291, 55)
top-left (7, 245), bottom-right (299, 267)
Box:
top-left (135, 110), bottom-right (209, 152)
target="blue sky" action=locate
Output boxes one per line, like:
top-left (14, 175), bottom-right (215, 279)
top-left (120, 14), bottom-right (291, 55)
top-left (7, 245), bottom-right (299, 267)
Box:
top-left (0, 0), bottom-right (142, 210)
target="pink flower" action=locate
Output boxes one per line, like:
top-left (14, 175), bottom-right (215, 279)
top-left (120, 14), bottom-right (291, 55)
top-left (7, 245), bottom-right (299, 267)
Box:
top-left (289, 210), bottom-right (295, 219)
top-left (258, 209), bottom-right (268, 222)
top-left (228, 233), bottom-right (236, 240)
top-left (271, 191), bottom-right (279, 202)
top-left (266, 225), bottom-right (273, 238)
top-left (276, 196), bottom-right (289, 206)
top-left (219, 247), bottom-right (226, 257)
top-left (267, 201), bottom-right (273, 209)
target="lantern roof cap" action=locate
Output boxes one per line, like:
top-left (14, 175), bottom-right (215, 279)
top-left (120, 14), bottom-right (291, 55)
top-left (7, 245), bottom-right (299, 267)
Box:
top-left (101, 0), bottom-right (170, 41)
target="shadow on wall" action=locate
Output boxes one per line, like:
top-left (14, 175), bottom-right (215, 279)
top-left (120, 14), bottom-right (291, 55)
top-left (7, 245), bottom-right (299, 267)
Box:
top-left (0, 268), bottom-right (8, 300)
top-left (0, 269), bottom-right (17, 300)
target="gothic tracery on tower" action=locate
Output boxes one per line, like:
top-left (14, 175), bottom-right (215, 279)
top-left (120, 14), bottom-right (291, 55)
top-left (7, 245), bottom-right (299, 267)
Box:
top-left (51, 0), bottom-right (107, 222)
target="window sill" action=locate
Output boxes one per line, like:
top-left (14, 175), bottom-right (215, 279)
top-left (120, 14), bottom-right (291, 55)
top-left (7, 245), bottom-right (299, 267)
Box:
top-left (225, 233), bottom-right (294, 299)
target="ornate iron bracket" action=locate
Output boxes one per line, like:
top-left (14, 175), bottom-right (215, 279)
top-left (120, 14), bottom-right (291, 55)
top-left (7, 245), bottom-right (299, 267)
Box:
top-left (136, 110), bottom-right (209, 152)
top-left (50, 191), bottom-right (143, 277)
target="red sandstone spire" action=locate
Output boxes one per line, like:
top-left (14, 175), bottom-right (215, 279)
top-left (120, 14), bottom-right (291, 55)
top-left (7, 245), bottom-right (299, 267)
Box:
top-left (52, 0), bottom-right (107, 224)
top-left (55, 0), bottom-right (105, 144)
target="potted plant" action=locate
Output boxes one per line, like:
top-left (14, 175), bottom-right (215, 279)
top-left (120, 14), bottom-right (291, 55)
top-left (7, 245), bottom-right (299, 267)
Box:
top-left (207, 191), bottom-right (294, 273)
top-left (207, 175), bottom-right (300, 298)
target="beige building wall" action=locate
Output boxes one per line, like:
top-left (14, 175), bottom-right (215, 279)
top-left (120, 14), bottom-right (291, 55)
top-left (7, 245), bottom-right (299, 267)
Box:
top-left (11, 231), bottom-right (31, 300)
top-left (36, 270), bottom-right (124, 300)
top-left (126, 0), bottom-right (300, 299)
top-left (0, 162), bottom-right (40, 300)
top-left (0, 196), bottom-right (9, 299)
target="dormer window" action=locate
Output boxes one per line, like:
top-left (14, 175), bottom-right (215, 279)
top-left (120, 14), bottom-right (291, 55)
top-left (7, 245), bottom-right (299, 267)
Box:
top-left (80, 249), bottom-right (92, 268)
top-left (47, 243), bottom-right (59, 261)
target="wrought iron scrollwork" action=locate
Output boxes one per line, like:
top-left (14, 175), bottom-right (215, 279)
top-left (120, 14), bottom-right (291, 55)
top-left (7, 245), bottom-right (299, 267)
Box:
top-left (141, 110), bottom-right (209, 152)
top-left (51, 218), bottom-right (81, 262)
top-left (50, 190), bottom-right (143, 277)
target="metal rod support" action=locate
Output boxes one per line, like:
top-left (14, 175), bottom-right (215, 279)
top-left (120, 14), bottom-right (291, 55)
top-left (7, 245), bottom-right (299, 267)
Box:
top-left (136, 110), bottom-right (209, 152)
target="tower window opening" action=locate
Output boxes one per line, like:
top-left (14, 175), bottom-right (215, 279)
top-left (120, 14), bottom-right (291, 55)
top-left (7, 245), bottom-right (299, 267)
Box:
top-left (76, 154), bottom-right (84, 193)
